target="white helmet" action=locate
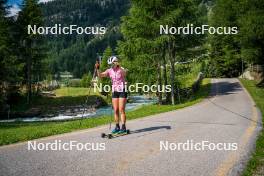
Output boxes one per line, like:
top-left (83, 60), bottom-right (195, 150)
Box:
top-left (107, 56), bottom-right (118, 65)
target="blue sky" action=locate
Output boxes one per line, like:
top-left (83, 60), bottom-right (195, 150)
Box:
top-left (6, 0), bottom-right (21, 16)
top-left (7, 0), bottom-right (54, 16)
top-left (7, 0), bottom-right (54, 5)
top-left (7, 0), bottom-right (21, 5)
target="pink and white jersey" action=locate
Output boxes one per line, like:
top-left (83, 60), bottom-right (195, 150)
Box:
top-left (105, 67), bottom-right (126, 92)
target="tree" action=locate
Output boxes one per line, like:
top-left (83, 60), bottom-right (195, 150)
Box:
top-left (81, 72), bottom-right (92, 87)
top-left (0, 0), bottom-right (22, 112)
top-left (100, 46), bottom-right (112, 72)
top-left (118, 0), bottom-right (167, 103)
top-left (208, 0), bottom-right (241, 77)
top-left (99, 46), bottom-right (112, 94)
top-left (118, 0), bottom-right (203, 104)
top-left (238, 0), bottom-right (264, 65)
top-left (208, 0), bottom-right (264, 77)
top-left (17, 0), bottom-right (45, 103)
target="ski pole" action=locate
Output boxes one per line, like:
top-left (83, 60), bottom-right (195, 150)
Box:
top-left (109, 104), bottom-right (112, 130)
top-left (80, 68), bottom-right (96, 126)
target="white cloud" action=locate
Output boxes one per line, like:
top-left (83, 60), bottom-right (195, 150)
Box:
top-left (6, 0), bottom-right (55, 17)
top-left (7, 4), bottom-right (21, 17)
top-left (39, 0), bottom-right (54, 3)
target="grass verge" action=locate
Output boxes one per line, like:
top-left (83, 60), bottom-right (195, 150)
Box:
top-left (0, 79), bottom-right (211, 146)
top-left (240, 79), bottom-right (264, 176)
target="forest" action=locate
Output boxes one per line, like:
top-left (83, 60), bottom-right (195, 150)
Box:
top-left (0, 0), bottom-right (263, 113)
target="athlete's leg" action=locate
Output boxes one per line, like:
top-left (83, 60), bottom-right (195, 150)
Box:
top-left (112, 98), bottom-right (119, 124)
top-left (119, 97), bottom-right (127, 127)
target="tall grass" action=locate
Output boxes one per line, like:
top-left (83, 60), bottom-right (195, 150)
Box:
top-left (241, 79), bottom-right (264, 176)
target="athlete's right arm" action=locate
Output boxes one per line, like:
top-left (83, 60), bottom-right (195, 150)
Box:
top-left (97, 69), bottom-right (108, 78)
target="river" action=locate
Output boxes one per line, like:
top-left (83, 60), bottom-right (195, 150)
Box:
top-left (0, 95), bottom-right (157, 122)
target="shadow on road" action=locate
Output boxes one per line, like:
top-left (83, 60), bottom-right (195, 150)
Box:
top-left (109, 126), bottom-right (172, 140)
top-left (209, 80), bottom-right (242, 97)
top-left (130, 126), bottom-right (171, 135)
top-left (208, 80), bottom-right (262, 126)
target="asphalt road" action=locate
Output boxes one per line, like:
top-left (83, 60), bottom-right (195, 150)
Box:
top-left (0, 78), bottom-right (262, 176)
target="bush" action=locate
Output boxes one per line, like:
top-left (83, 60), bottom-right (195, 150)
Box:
top-left (80, 73), bottom-right (92, 87)
top-left (68, 79), bottom-right (82, 87)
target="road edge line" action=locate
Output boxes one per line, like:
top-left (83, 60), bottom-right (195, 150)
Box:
top-left (214, 78), bottom-right (262, 176)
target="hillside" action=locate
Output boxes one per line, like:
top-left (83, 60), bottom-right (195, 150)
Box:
top-left (40, 0), bottom-right (130, 78)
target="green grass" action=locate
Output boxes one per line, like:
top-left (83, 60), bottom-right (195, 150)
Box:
top-left (54, 87), bottom-right (98, 97)
top-left (0, 79), bottom-right (211, 146)
top-left (241, 79), bottom-right (264, 176)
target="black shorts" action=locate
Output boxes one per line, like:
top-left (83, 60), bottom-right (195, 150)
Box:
top-left (112, 90), bottom-right (128, 98)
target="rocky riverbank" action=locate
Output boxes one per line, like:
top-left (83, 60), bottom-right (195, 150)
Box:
top-left (0, 95), bottom-right (107, 119)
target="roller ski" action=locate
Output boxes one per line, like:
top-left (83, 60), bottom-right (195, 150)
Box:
top-left (101, 124), bottom-right (130, 139)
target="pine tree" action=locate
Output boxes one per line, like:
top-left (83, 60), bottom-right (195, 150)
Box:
top-left (100, 46), bottom-right (112, 72)
top-left (99, 46), bottom-right (112, 95)
top-left (118, 0), bottom-right (202, 104)
top-left (208, 0), bottom-right (241, 77)
top-left (17, 0), bottom-right (45, 103)
top-left (238, 0), bottom-right (264, 65)
top-left (0, 0), bottom-right (22, 112)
